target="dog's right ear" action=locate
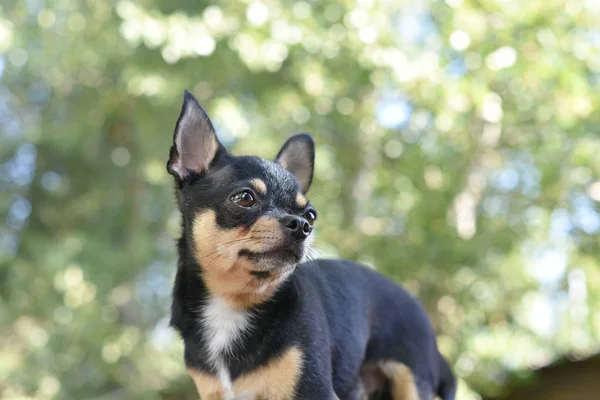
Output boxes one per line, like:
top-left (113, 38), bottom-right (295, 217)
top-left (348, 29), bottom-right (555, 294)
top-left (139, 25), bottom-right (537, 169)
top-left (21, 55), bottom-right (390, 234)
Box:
top-left (167, 90), bottom-right (225, 181)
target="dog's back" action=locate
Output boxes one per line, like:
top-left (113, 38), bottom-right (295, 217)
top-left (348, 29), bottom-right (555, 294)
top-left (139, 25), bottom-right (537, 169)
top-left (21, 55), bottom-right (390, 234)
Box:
top-left (293, 259), bottom-right (454, 399)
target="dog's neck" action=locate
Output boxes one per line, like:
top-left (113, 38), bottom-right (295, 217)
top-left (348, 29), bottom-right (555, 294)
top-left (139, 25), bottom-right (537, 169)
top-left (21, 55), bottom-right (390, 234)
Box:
top-left (201, 296), bottom-right (250, 399)
top-left (171, 245), bottom-right (301, 374)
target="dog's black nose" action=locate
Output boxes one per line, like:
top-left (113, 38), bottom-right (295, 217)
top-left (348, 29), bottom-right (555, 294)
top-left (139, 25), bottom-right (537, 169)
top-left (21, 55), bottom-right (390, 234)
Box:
top-left (280, 215), bottom-right (312, 240)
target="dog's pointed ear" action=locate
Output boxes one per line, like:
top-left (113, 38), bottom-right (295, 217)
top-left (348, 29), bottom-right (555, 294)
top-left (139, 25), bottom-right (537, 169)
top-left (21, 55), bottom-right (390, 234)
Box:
top-left (167, 90), bottom-right (224, 181)
top-left (274, 133), bottom-right (315, 194)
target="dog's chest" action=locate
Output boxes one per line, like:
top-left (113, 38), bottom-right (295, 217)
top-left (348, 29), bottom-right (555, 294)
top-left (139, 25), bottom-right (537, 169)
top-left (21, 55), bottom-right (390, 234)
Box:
top-left (201, 298), bottom-right (251, 398)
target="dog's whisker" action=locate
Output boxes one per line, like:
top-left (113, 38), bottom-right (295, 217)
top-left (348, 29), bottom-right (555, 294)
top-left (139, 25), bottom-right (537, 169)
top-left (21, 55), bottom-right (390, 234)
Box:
top-left (241, 276), bottom-right (256, 294)
top-left (198, 238), bottom-right (258, 260)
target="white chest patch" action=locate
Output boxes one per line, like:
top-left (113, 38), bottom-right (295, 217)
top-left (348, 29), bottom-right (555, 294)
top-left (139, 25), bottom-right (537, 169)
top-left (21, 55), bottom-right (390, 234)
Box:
top-left (201, 297), bottom-right (251, 399)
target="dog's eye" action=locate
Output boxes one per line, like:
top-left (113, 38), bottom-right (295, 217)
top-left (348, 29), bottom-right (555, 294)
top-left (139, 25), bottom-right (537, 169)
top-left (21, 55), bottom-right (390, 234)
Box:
top-left (304, 210), bottom-right (317, 226)
top-left (231, 191), bottom-right (255, 207)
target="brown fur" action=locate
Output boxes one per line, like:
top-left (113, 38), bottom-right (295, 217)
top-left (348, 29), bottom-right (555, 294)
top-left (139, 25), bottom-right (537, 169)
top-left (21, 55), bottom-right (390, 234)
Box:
top-left (192, 210), bottom-right (292, 308)
top-left (379, 361), bottom-right (421, 400)
top-left (360, 363), bottom-right (388, 397)
top-left (295, 193), bottom-right (307, 208)
top-left (189, 346), bottom-right (303, 399)
top-left (250, 178), bottom-right (267, 195)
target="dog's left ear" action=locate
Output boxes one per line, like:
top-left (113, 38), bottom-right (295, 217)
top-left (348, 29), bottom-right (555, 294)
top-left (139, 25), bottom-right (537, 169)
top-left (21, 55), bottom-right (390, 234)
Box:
top-left (274, 133), bottom-right (315, 194)
top-left (167, 90), bottom-right (225, 181)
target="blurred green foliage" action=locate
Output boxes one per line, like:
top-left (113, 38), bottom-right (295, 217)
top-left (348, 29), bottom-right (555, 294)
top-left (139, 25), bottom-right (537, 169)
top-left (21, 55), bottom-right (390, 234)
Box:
top-left (1, 0), bottom-right (600, 399)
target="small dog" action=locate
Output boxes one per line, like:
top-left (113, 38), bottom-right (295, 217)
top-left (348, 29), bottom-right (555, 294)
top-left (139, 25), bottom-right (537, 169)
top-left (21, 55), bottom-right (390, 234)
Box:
top-left (167, 91), bottom-right (456, 400)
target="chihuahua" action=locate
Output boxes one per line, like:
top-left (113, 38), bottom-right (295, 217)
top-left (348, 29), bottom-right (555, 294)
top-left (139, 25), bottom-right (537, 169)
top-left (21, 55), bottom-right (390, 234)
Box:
top-left (167, 91), bottom-right (456, 400)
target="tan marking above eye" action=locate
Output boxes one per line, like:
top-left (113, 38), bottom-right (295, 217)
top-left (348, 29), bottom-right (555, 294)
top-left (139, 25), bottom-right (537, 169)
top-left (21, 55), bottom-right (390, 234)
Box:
top-left (296, 193), bottom-right (307, 208)
top-left (188, 346), bottom-right (303, 400)
top-left (249, 178), bottom-right (267, 195)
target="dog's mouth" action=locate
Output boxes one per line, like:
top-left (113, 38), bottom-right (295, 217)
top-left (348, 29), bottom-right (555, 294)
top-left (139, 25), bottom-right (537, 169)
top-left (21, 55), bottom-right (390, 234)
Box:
top-left (239, 247), bottom-right (301, 261)
top-left (239, 246), bottom-right (303, 275)
top-left (249, 270), bottom-right (272, 278)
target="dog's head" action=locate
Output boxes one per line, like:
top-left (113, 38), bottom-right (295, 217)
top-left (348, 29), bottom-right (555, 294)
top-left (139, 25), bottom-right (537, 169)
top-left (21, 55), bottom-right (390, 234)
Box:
top-left (167, 91), bottom-right (317, 307)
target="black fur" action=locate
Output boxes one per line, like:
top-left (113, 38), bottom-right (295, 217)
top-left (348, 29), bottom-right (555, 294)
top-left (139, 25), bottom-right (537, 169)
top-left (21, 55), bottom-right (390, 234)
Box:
top-left (168, 91), bottom-right (455, 400)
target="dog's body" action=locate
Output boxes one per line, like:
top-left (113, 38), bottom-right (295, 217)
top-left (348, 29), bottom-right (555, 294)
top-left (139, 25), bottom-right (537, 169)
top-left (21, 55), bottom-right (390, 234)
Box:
top-left (167, 91), bottom-right (456, 400)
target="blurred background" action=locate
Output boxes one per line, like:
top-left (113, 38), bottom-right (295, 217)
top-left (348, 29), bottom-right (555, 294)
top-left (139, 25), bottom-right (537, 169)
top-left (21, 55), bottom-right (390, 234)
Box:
top-left (1, 0), bottom-right (600, 399)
